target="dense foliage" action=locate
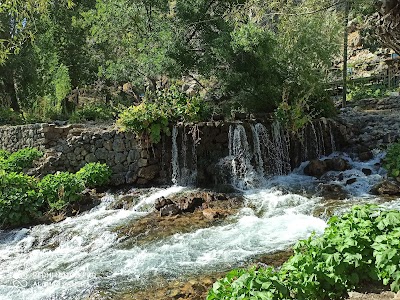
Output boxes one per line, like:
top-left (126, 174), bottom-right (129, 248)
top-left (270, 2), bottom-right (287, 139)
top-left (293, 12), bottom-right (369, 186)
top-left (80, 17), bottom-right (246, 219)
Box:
top-left (208, 205), bottom-right (400, 300)
top-left (0, 0), bottom-right (353, 126)
top-left (69, 103), bottom-right (116, 123)
top-left (117, 86), bottom-right (210, 142)
top-left (0, 147), bottom-right (111, 227)
top-left (76, 162), bottom-right (112, 188)
top-left (0, 148), bottom-right (43, 173)
top-left (0, 171), bottom-right (43, 227)
top-left (384, 142), bottom-right (400, 178)
top-left (39, 172), bottom-right (85, 211)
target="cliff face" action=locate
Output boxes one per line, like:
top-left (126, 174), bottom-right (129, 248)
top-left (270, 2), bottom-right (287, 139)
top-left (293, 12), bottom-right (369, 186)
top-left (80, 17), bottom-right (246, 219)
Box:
top-left (374, 0), bottom-right (400, 54)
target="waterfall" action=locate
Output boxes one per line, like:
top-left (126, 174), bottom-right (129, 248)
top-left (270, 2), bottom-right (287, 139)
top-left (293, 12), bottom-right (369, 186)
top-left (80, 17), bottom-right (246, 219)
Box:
top-left (317, 121), bottom-right (326, 156)
top-left (171, 126), bottom-right (180, 185)
top-left (270, 121), bottom-right (291, 175)
top-left (328, 122), bottom-right (336, 152)
top-left (310, 122), bottom-right (320, 158)
top-left (228, 122), bottom-right (293, 188)
top-left (171, 125), bottom-right (198, 186)
top-left (251, 124), bottom-right (265, 177)
top-left (229, 124), bottom-right (258, 189)
top-left (301, 126), bottom-right (309, 162)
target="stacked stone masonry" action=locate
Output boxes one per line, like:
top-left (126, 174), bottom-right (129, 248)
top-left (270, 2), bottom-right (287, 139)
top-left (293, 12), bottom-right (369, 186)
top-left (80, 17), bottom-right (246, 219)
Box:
top-left (0, 119), bottom-right (347, 186)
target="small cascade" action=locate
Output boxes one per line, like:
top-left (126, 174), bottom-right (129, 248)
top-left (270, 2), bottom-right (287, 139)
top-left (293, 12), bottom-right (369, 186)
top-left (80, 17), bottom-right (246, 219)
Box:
top-left (251, 124), bottom-right (265, 177)
top-left (171, 126), bottom-right (180, 185)
top-left (317, 121), bottom-right (326, 156)
top-left (310, 122), bottom-right (320, 157)
top-left (328, 122), bottom-right (336, 152)
top-left (229, 124), bottom-right (258, 189)
top-left (189, 125), bottom-right (200, 185)
top-left (270, 121), bottom-right (291, 175)
top-left (171, 125), bottom-right (198, 186)
top-left (301, 127), bottom-right (309, 162)
top-left (228, 122), bottom-right (294, 188)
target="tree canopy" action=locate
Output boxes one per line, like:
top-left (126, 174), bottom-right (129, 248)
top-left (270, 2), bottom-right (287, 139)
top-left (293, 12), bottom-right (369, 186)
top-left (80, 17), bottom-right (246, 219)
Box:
top-left (0, 0), bottom-right (394, 124)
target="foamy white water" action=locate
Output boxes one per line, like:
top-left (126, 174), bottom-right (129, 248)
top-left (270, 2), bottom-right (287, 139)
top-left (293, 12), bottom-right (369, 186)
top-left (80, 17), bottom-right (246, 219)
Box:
top-left (0, 152), bottom-right (399, 300)
top-left (0, 183), bottom-right (327, 300)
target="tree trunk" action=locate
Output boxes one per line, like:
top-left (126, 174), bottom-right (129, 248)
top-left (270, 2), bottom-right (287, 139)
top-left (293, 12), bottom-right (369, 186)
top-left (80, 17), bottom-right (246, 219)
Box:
top-left (342, 0), bottom-right (350, 108)
top-left (3, 70), bottom-right (20, 112)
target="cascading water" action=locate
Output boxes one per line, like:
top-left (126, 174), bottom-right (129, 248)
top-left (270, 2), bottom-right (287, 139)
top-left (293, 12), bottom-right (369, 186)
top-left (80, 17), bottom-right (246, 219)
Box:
top-left (171, 126), bottom-right (180, 185)
top-left (227, 122), bottom-right (294, 189)
top-left (269, 121), bottom-right (291, 175)
top-left (2, 118), bottom-right (399, 300)
top-left (171, 125), bottom-right (198, 186)
top-left (328, 122), bottom-right (336, 152)
top-left (1, 150), bottom-right (399, 299)
top-left (228, 124), bottom-right (258, 189)
top-left (251, 124), bottom-right (265, 177)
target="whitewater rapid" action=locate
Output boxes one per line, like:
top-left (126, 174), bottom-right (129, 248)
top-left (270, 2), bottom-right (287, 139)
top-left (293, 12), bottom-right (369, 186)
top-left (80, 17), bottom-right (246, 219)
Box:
top-left (0, 153), bottom-right (399, 300)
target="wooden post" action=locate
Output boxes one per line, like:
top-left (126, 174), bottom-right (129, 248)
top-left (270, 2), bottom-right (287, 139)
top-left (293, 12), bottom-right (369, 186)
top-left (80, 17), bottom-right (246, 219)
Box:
top-left (342, 0), bottom-right (350, 108)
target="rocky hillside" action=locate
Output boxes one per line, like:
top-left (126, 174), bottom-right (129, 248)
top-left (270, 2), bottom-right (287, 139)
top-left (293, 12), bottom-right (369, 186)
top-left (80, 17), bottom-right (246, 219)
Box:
top-left (338, 96), bottom-right (400, 153)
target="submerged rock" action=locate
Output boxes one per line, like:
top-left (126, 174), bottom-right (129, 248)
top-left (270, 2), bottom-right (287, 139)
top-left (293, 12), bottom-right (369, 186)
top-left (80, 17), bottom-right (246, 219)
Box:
top-left (328, 157), bottom-right (351, 172)
top-left (371, 180), bottom-right (400, 196)
top-left (175, 196), bottom-right (204, 212)
top-left (202, 209), bottom-right (224, 220)
top-left (359, 151), bottom-right (374, 162)
top-left (115, 191), bottom-right (244, 247)
top-left (362, 168), bottom-right (373, 176)
top-left (155, 192), bottom-right (222, 217)
top-left (317, 184), bottom-right (349, 200)
top-left (346, 178), bottom-right (357, 185)
top-left (155, 197), bottom-right (173, 210)
top-left (304, 159), bottom-right (329, 177)
top-left (160, 204), bottom-right (180, 217)
top-left (304, 157), bottom-right (350, 178)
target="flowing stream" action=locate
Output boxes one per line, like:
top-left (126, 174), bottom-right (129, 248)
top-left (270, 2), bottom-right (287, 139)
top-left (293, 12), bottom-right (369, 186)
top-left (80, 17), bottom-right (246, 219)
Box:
top-left (1, 124), bottom-right (400, 300)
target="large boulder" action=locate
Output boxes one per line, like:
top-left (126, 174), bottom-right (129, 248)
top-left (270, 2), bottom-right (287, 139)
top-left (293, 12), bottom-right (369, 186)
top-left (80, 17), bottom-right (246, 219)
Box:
top-left (327, 157), bottom-right (351, 172)
top-left (159, 204), bottom-right (180, 217)
top-left (305, 158), bottom-right (351, 178)
top-left (175, 196), bottom-right (204, 212)
top-left (304, 159), bottom-right (329, 177)
top-left (317, 184), bottom-right (349, 200)
top-left (371, 180), bottom-right (400, 196)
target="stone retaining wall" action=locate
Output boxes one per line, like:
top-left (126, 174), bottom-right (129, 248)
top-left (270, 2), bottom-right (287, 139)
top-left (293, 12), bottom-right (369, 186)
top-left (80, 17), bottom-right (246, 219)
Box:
top-left (0, 123), bottom-right (47, 152)
top-left (0, 118), bottom-right (348, 187)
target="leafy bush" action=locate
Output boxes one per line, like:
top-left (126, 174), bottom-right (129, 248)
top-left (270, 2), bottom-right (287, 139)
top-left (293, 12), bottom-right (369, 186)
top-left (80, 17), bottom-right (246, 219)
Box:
top-left (208, 205), bottom-right (400, 300)
top-left (54, 64), bottom-right (72, 103)
top-left (0, 171), bottom-right (43, 227)
top-left (0, 147), bottom-right (43, 173)
top-left (0, 107), bottom-right (24, 125)
top-left (347, 84), bottom-right (386, 102)
top-left (117, 86), bottom-right (210, 143)
top-left (384, 142), bottom-right (400, 178)
top-left (76, 162), bottom-right (111, 188)
top-left (69, 103), bottom-right (116, 123)
top-left (0, 150), bottom-right (10, 160)
top-left (38, 172), bottom-right (85, 211)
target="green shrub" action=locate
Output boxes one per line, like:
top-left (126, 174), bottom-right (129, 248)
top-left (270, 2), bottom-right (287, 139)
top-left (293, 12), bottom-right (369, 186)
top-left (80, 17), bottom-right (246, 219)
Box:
top-left (384, 142), bottom-right (400, 178)
top-left (69, 103), bottom-right (116, 123)
top-left (117, 85), bottom-right (210, 143)
top-left (0, 107), bottom-right (24, 125)
top-left (208, 205), bottom-right (400, 300)
top-left (347, 84), bottom-right (386, 102)
top-left (0, 150), bottom-right (10, 160)
top-left (38, 172), bottom-right (85, 211)
top-left (0, 171), bottom-right (43, 227)
top-left (76, 162), bottom-right (111, 188)
top-left (372, 215), bottom-right (400, 291)
top-left (0, 147), bottom-right (43, 173)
